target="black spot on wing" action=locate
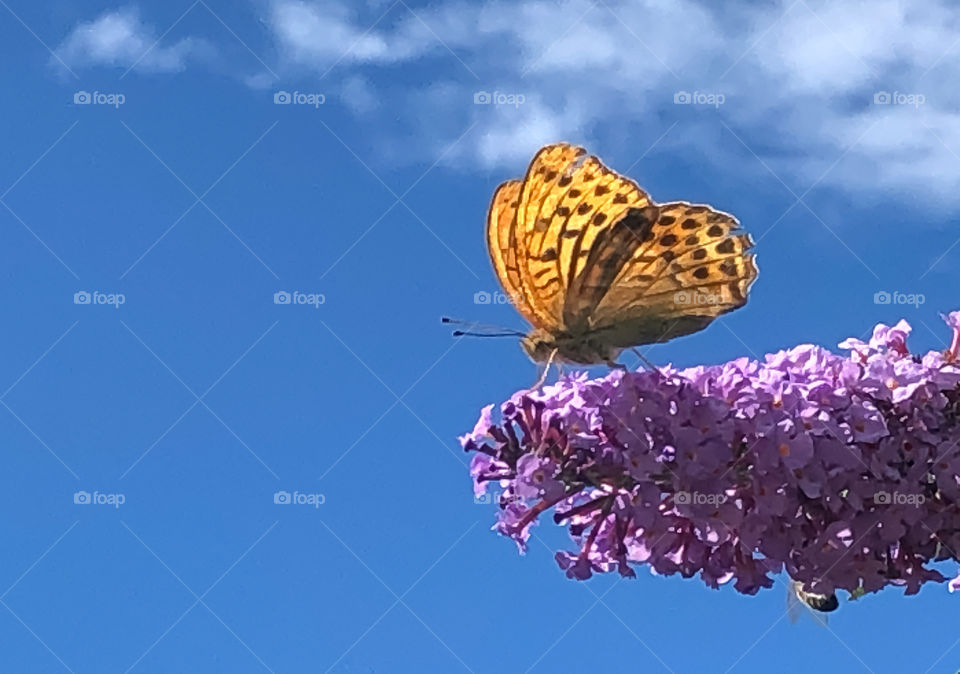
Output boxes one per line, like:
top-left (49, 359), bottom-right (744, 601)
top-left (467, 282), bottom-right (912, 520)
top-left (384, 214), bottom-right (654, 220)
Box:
top-left (719, 260), bottom-right (738, 276)
top-left (716, 239), bottom-right (735, 254)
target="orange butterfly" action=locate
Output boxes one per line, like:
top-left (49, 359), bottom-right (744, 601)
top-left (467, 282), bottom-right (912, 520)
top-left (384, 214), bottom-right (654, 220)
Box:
top-left (486, 142), bottom-right (758, 366)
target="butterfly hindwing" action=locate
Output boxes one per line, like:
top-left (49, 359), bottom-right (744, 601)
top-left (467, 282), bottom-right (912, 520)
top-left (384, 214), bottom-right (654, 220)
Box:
top-left (584, 201), bottom-right (758, 344)
top-left (562, 205), bottom-right (661, 330)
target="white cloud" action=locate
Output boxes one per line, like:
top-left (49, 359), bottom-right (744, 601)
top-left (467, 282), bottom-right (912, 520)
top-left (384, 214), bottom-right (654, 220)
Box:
top-left (269, 1), bottom-right (430, 68)
top-left (54, 8), bottom-right (208, 73)
top-left (51, 1), bottom-right (960, 205)
top-left (460, 96), bottom-right (592, 170)
top-left (340, 75), bottom-right (379, 114)
top-left (263, 0), bottom-right (960, 205)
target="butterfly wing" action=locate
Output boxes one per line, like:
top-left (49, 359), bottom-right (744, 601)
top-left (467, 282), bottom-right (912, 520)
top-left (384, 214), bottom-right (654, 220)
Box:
top-left (486, 179), bottom-right (548, 329)
top-left (512, 143), bottom-right (653, 332)
top-left (565, 200), bottom-right (758, 346)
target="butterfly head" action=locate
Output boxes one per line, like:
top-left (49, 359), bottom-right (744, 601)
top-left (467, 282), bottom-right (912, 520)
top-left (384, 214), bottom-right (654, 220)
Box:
top-left (521, 329), bottom-right (558, 362)
top-left (521, 328), bottom-right (622, 365)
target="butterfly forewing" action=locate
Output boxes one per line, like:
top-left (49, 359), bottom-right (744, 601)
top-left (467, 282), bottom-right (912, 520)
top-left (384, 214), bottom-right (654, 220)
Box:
top-left (487, 179), bottom-right (547, 329)
top-left (512, 144), bottom-right (587, 328)
top-left (553, 159), bottom-right (654, 313)
top-left (511, 144), bottom-right (654, 332)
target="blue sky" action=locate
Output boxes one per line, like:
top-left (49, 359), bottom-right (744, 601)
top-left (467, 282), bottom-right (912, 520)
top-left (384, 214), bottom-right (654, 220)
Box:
top-left (1, 0), bottom-right (959, 672)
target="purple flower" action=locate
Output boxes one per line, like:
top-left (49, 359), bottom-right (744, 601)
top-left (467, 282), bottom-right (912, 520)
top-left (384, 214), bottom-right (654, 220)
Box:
top-left (459, 404), bottom-right (494, 451)
top-left (871, 319), bottom-right (912, 356)
top-left (515, 455), bottom-right (564, 500)
top-left (944, 311), bottom-right (960, 362)
top-left (949, 572), bottom-right (960, 593)
top-left (495, 502), bottom-right (537, 553)
top-left (461, 311), bottom-right (960, 604)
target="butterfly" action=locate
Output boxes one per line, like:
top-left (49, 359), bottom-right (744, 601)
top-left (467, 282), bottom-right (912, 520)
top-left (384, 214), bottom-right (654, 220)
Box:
top-left (486, 142), bottom-right (758, 366)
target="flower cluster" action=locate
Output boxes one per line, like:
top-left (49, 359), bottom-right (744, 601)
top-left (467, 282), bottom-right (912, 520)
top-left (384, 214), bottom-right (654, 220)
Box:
top-left (461, 313), bottom-right (960, 601)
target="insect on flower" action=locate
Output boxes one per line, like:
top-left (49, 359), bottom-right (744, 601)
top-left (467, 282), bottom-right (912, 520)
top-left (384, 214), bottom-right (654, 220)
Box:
top-left (490, 142), bottom-right (757, 365)
top-left (787, 580), bottom-right (838, 625)
top-left (449, 142), bottom-right (758, 385)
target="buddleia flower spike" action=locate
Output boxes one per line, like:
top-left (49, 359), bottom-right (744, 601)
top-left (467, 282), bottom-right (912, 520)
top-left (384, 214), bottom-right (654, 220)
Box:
top-left (461, 311), bottom-right (960, 605)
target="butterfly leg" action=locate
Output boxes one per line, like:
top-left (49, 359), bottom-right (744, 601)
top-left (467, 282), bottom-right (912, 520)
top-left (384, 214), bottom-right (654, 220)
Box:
top-left (528, 348), bottom-right (558, 391)
top-left (633, 347), bottom-right (669, 375)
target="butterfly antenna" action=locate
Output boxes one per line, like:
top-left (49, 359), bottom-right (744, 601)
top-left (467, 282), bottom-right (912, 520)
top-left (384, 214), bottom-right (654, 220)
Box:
top-left (452, 330), bottom-right (524, 338)
top-left (441, 317), bottom-right (525, 338)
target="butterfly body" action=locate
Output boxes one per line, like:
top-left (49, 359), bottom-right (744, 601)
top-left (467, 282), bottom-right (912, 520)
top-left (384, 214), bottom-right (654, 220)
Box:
top-left (522, 314), bottom-right (720, 365)
top-left (487, 143), bottom-right (758, 363)
top-left (521, 327), bottom-right (622, 365)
